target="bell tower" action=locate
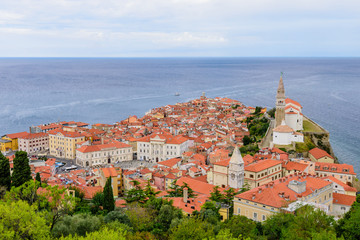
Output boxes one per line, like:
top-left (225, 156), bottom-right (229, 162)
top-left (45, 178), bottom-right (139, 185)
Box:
top-left (228, 146), bottom-right (244, 189)
top-left (275, 72), bottom-right (286, 127)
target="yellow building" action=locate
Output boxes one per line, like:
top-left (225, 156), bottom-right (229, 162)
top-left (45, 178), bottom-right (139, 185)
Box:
top-left (98, 167), bottom-right (123, 197)
top-left (309, 148), bottom-right (334, 163)
top-left (233, 173), bottom-right (333, 222)
top-left (48, 128), bottom-right (85, 159)
top-left (1, 132), bottom-right (29, 152)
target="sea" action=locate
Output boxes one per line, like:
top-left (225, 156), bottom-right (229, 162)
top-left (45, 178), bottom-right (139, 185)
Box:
top-left (0, 58), bottom-right (359, 176)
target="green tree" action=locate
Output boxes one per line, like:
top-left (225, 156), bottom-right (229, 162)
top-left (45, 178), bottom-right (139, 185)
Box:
top-left (336, 200), bottom-right (360, 240)
top-left (262, 212), bottom-right (295, 240)
top-left (4, 180), bottom-right (44, 206)
top-left (35, 172), bottom-right (42, 184)
top-left (167, 181), bottom-right (196, 198)
top-left (267, 107), bottom-right (276, 118)
top-left (126, 202), bottom-right (154, 232)
top-left (210, 186), bottom-right (224, 203)
top-left (90, 191), bottom-right (104, 214)
top-left (103, 177), bottom-right (115, 212)
top-left (52, 213), bottom-right (102, 238)
top-left (11, 151), bottom-right (32, 187)
top-left (0, 200), bottom-right (50, 239)
top-left (222, 215), bottom-right (257, 239)
top-left (59, 226), bottom-right (127, 240)
top-left (104, 209), bottom-right (131, 225)
top-left (0, 152), bottom-right (11, 190)
top-left (242, 136), bottom-right (251, 146)
top-left (144, 180), bottom-right (161, 199)
top-left (125, 180), bottom-right (147, 204)
top-left (170, 218), bottom-right (215, 240)
top-left (282, 205), bottom-right (335, 240)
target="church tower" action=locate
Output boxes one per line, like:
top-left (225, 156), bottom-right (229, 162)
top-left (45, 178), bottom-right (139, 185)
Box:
top-left (275, 73), bottom-right (286, 127)
top-left (228, 146), bottom-right (244, 189)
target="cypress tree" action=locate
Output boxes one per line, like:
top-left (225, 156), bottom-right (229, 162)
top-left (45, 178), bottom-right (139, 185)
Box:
top-left (0, 152), bottom-right (11, 190)
top-left (103, 177), bottom-right (115, 212)
top-left (35, 172), bottom-right (41, 184)
top-left (12, 151), bottom-right (32, 187)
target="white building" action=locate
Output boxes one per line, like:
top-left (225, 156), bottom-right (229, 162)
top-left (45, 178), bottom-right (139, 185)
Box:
top-left (76, 141), bottom-right (133, 167)
top-left (273, 120), bottom-right (304, 145)
top-left (285, 98), bottom-right (303, 131)
top-left (18, 132), bottom-right (49, 154)
top-left (137, 133), bottom-right (193, 163)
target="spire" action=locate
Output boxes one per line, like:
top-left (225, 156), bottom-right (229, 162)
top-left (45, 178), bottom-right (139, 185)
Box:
top-left (230, 146), bottom-right (244, 164)
top-left (276, 72), bottom-right (285, 99)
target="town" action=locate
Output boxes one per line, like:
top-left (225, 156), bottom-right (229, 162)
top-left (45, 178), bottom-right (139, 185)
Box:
top-left (0, 75), bottom-right (358, 239)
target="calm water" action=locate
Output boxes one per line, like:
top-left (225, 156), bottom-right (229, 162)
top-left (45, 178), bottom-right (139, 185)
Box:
top-left (0, 58), bottom-right (359, 175)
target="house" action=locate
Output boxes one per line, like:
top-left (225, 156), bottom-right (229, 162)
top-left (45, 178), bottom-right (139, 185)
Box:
top-left (233, 173), bottom-right (333, 222)
top-left (332, 193), bottom-right (356, 217)
top-left (1, 131), bottom-right (29, 151)
top-left (315, 162), bottom-right (356, 184)
top-left (309, 148), bottom-right (334, 163)
top-left (272, 120), bottom-right (304, 145)
top-left (18, 132), bottom-right (49, 154)
top-left (76, 141), bottom-right (132, 167)
top-left (48, 128), bottom-right (85, 159)
top-left (285, 98), bottom-right (303, 131)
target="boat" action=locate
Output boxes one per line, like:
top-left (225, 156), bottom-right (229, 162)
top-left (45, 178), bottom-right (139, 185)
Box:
top-left (175, 92), bottom-right (180, 96)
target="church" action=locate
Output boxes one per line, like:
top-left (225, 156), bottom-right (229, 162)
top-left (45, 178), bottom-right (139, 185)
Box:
top-left (273, 74), bottom-right (304, 145)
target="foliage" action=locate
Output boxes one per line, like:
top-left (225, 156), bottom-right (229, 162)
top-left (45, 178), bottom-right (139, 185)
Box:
top-left (90, 191), bottom-right (104, 214)
top-left (242, 136), bottom-right (251, 146)
top-left (0, 200), bottom-right (50, 240)
top-left (282, 205), bottom-right (335, 240)
top-left (104, 209), bottom-right (130, 225)
top-left (11, 151), bottom-right (32, 187)
top-left (103, 177), bottom-right (115, 212)
top-left (262, 212), bottom-right (295, 240)
top-left (336, 196), bottom-right (360, 240)
top-left (4, 180), bottom-right (46, 207)
top-left (0, 152), bottom-right (11, 190)
top-left (126, 202), bottom-right (155, 232)
top-left (210, 186), bottom-right (224, 202)
top-left (52, 213), bottom-right (102, 238)
top-left (125, 180), bottom-right (147, 204)
top-left (36, 172), bottom-right (42, 184)
top-left (167, 181), bottom-right (196, 198)
top-left (222, 215), bottom-right (257, 239)
top-left (267, 107), bottom-right (276, 118)
top-left (170, 218), bottom-right (215, 240)
top-left (59, 226), bottom-right (127, 240)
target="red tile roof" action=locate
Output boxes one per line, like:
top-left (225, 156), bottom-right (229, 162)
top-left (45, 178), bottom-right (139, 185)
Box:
top-left (100, 167), bottom-right (118, 178)
top-left (282, 161), bottom-right (308, 172)
top-left (176, 177), bottom-right (220, 197)
top-left (6, 131), bottom-right (29, 139)
top-left (158, 157), bottom-right (182, 168)
top-left (20, 132), bottom-right (48, 139)
top-left (315, 162), bottom-right (356, 175)
top-left (333, 193), bottom-right (356, 206)
top-left (309, 148), bottom-right (333, 160)
top-left (285, 98), bottom-right (302, 108)
top-left (323, 176), bottom-right (357, 192)
top-left (236, 174), bottom-right (332, 208)
top-left (245, 159), bottom-right (281, 173)
top-left (77, 141), bottom-right (131, 153)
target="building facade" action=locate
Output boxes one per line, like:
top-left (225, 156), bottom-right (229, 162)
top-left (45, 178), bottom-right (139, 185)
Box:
top-left (76, 141), bottom-right (133, 167)
top-left (48, 128), bottom-right (85, 159)
top-left (18, 132), bottom-right (49, 154)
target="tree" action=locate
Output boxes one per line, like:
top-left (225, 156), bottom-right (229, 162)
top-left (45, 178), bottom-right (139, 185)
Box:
top-left (125, 180), bottom-right (147, 204)
top-left (210, 186), bottom-right (224, 203)
top-left (39, 185), bottom-right (77, 231)
top-left (144, 180), bottom-right (160, 199)
top-left (267, 107), bottom-right (276, 118)
top-left (103, 177), bottom-right (115, 212)
top-left (52, 213), bottom-right (102, 238)
top-left (0, 152), bottom-right (11, 190)
top-left (222, 215), bottom-right (257, 239)
top-left (170, 218), bottom-right (215, 240)
top-left (11, 151), bottom-right (32, 187)
top-left (0, 200), bottom-right (50, 239)
top-left (262, 212), bottom-right (295, 240)
top-left (167, 181), bottom-right (196, 198)
top-left (104, 209), bottom-right (131, 225)
top-left (4, 180), bottom-right (44, 207)
top-left (90, 191), bottom-right (104, 214)
top-left (242, 136), bottom-right (251, 146)
top-left (35, 172), bottom-right (42, 184)
top-left (59, 226), bottom-right (127, 240)
top-left (336, 199), bottom-right (360, 240)
top-left (282, 205), bottom-right (335, 240)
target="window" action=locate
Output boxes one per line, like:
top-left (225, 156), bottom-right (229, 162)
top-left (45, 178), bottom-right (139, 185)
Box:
top-left (237, 208), bottom-right (241, 214)
top-left (253, 212), bottom-right (257, 220)
top-left (262, 215), bottom-right (266, 221)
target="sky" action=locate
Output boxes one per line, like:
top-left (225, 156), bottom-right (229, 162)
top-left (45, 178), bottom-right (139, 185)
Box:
top-left (0, 0), bottom-right (360, 57)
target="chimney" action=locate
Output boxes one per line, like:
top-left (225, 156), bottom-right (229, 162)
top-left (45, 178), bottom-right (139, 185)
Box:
top-left (183, 187), bottom-right (188, 203)
top-left (101, 137), bottom-right (104, 145)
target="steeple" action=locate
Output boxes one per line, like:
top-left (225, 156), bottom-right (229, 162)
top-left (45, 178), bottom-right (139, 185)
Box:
top-left (275, 72), bottom-right (286, 127)
top-left (228, 146), bottom-right (244, 189)
top-left (230, 146), bottom-right (244, 165)
top-left (276, 72), bottom-right (285, 99)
